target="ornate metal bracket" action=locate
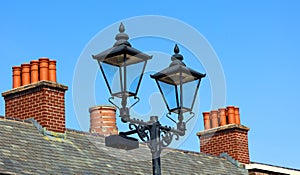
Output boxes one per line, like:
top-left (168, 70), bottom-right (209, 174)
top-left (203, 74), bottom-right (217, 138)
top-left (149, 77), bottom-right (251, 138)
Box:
top-left (108, 97), bottom-right (120, 110)
top-left (129, 123), bottom-right (150, 142)
top-left (108, 96), bottom-right (140, 110)
top-left (124, 116), bottom-right (183, 155)
top-left (161, 130), bottom-right (179, 147)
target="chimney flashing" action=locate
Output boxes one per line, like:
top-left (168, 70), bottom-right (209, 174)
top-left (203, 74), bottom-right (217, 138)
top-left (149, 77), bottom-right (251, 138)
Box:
top-left (26, 118), bottom-right (67, 139)
top-left (219, 153), bottom-right (244, 168)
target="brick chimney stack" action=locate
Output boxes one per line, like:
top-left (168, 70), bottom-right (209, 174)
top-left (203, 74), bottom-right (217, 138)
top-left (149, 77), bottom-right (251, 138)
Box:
top-left (89, 106), bottom-right (118, 136)
top-left (197, 106), bottom-right (250, 164)
top-left (2, 58), bottom-right (68, 133)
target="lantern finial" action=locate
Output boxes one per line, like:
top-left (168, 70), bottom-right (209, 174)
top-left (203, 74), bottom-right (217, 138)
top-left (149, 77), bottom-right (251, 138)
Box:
top-left (114, 23), bottom-right (130, 46)
top-left (119, 22), bottom-right (125, 33)
top-left (170, 44), bottom-right (184, 66)
top-left (174, 44), bottom-right (179, 54)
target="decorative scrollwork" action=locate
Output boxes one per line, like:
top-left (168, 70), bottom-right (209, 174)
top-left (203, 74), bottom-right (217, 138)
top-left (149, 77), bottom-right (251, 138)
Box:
top-left (129, 123), bottom-right (150, 142)
top-left (161, 130), bottom-right (179, 147)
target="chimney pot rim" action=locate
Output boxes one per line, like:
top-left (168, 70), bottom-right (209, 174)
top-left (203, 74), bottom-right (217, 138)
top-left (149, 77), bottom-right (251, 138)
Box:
top-left (89, 105), bottom-right (116, 112)
top-left (30, 60), bottom-right (39, 63)
top-left (12, 66), bottom-right (22, 69)
top-left (21, 63), bottom-right (31, 67)
top-left (39, 57), bottom-right (50, 62)
top-left (211, 110), bottom-right (218, 114)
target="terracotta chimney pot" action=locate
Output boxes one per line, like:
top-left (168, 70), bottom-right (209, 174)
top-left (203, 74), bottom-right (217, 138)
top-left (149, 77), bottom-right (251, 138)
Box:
top-left (49, 60), bottom-right (57, 82)
top-left (203, 112), bottom-right (211, 130)
top-left (218, 108), bottom-right (227, 126)
top-left (89, 106), bottom-right (118, 136)
top-left (235, 107), bottom-right (241, 125)
top-left (21, 64), bottom-right (31, 86)
top-left (4, 59), bottom-right (68, 133)
top-left (12, 66), bottom-right (22, 88)
top-left (198, 106), bottom-right (250, 164)
top-left (30, 60), bottom-right (39, 83)
top-left (227, 106), bottom-right (236, 124)
top-left (39, 58), bottom-right (49, 81)
top-left (210, 110), bottom-right (219, 128)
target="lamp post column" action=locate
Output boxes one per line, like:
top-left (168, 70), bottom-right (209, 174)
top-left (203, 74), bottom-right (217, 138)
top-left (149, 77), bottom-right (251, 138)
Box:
top-left (149, 116), bottom-right (162, 175)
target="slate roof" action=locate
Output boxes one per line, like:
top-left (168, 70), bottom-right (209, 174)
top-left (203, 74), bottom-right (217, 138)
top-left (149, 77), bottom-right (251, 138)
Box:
top-left (0, 117), bottom-right (248, 175)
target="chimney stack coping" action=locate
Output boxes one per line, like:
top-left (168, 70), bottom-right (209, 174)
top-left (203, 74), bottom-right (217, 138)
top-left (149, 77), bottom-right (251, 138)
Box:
top-left (2, 80), bottom-right (68, 97)
top-left (197, 124), bottom-right (250, 136)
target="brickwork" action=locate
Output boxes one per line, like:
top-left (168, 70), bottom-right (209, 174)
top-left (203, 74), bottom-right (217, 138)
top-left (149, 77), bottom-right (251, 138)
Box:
top-left (89, 106), bottom-right (118, 136)
top-left (249, 172), bottom-right (270, 175)
top-left (249, 171), bottom-right (285, 175)
top-left (197, 124), bottom-right (250, 164)
top-left (2, 81), bottom-right (68, 133)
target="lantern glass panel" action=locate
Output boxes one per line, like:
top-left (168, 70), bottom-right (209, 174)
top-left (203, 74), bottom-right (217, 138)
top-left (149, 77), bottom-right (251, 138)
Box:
top-left (182, 79), bottom-right (200, 111)
top-left (98, 53), bottom-right (147, 98)
top-left (157, 80), bottom-right (178, 111)
top-left (154, 71), bottom-right (201, 114)
top-left (99, 61), bottom-right (124, 97)
top-left (126, 60), bottom-right (146, 96)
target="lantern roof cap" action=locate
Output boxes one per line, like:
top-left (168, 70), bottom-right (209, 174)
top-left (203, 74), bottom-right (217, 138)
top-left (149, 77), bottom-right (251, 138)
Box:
top-left (151, 44), bottom-right (206, 83)
top-left (92, 23), bottom-right (152, 62)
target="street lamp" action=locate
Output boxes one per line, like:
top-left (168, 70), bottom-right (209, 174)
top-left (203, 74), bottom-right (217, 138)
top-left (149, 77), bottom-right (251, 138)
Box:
top-left (93, 23), bottom-right (206, 175)
top-left (151, 44), bottom-right (206, 134)
top-left (92, 23), bottom-right (152, 121)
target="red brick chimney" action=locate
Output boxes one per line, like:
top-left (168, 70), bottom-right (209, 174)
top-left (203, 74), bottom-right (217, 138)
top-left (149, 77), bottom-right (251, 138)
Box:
top-left (2, 58), bottom-right (68, 133)
top-left (89, 106), bottom-right (118, 136)
top-left (197, 106), bottom-right (250, 164)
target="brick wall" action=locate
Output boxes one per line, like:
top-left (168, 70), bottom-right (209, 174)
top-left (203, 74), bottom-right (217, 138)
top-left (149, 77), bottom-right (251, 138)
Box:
top-left (249, 170), bottom-right (287, 175)
top-left (198, 106), bottom-right (250, 164)
top-left (198, 124), bottom-right (250, 164)
top-left (2, 81), bottom-right (68, 133)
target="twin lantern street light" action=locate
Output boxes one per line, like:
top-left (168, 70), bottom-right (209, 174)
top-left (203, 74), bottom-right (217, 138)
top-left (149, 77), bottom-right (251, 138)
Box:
top-left (92, 23), bottom-right (206, 175)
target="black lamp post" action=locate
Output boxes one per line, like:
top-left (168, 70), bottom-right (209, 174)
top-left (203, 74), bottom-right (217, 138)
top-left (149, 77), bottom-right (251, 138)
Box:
top-left (93, 23), bottom-right (206, 175)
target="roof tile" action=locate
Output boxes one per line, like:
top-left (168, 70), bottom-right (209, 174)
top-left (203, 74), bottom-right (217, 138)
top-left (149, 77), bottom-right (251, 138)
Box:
top-left (0, 118), bottom-right (248, 174)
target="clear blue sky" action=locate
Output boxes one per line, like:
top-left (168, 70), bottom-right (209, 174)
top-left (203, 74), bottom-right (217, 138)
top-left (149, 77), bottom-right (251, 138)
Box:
top-left (1, 0), bottom-right (299, 169)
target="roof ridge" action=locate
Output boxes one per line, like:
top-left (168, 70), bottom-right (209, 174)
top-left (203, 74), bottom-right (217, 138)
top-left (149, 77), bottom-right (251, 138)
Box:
top-left (0, 115), bottom-right (32, 124)
top-left (66, 128), bottom-right (105, 138)
top-left (66, 128), bottom-right (218, 157)
top-left (0, 117), bottom-right (231, 158)
top-left (163, 146), bottom-right (203, 155)
top-left (250, 161), bottom-right (300, 172)
top-left (0, 116), bottom-right (248, 164)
